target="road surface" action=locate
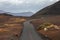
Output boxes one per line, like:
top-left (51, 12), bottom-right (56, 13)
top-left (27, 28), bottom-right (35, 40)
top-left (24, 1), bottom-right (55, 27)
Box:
top-left (20, 21), bottom-right (43, 40)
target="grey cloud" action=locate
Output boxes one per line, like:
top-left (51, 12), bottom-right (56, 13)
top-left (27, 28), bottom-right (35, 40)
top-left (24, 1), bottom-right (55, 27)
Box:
top-left (0, 0), bottom-right (58, 13)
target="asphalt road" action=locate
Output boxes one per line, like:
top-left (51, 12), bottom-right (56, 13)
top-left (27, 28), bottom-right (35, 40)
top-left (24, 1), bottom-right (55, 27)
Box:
top-left (20, 21), bottom-right (43, 40)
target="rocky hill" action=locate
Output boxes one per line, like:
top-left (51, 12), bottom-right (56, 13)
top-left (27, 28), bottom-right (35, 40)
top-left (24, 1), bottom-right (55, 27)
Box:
top-left (31, 1), bottom-right (60, 18)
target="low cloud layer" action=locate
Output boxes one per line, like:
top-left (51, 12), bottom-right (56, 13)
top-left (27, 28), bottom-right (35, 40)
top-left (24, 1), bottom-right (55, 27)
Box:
top-left (0, 0), bottom-right (59, 13)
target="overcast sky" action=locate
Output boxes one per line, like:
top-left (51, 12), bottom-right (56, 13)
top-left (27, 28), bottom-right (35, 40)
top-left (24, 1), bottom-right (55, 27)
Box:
top-left (0, 0), bottom-right (59, 13)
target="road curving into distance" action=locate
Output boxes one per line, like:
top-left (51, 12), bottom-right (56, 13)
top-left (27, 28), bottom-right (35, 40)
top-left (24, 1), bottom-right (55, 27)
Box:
top-left (20, 21), bottom-right (43, 40)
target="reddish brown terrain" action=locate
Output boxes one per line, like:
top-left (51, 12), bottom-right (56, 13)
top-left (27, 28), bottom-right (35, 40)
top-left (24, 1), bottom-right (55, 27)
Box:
top-left (0, 14), bottom-right (27, 40)
top-left (31, 15), bottom-right (60, 40)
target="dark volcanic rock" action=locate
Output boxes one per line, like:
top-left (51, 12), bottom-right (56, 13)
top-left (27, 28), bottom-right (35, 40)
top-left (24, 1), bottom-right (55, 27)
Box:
top-left (31, 1), bottom-right (60, 18)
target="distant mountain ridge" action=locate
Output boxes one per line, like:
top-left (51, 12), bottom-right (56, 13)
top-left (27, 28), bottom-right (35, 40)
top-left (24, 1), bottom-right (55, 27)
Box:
top-left (0, 10), bottom-right (33, 17)
top-left (0, 10), bottom-right (13, 16)
top-left (0, 13), bottom-right (13, 16)
top-left (31, 1), bottom-right (60, 18)
top-left (8, 12), bottom-right (33, 17)
top-left (0, 10), bottom-right (6, 13)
